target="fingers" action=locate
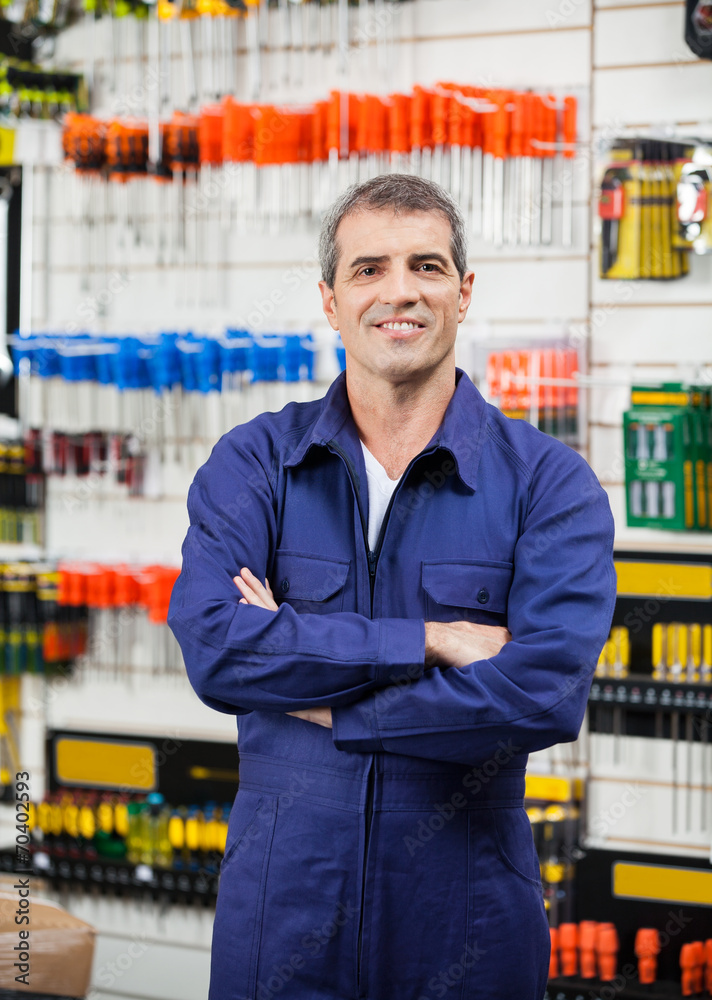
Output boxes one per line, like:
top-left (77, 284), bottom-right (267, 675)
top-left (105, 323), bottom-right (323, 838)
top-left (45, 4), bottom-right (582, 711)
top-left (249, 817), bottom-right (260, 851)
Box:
top-left (233, 567), bottom-right (279, 611)
top-left (233, 574), bottom-right (260, 606)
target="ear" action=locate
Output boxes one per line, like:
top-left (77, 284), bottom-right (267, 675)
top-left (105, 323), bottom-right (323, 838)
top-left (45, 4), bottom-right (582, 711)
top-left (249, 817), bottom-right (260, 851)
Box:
top-left (319, 280), bottom-right (339, 331)
top-left (457, 270), bottom-right (475, 323)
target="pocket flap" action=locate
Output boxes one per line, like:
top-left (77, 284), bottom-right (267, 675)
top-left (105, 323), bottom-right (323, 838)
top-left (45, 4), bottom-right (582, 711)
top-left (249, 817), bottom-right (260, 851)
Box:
top-left (422, 560), bottom-right (513, 613)
top-left (272, 550), bottom-right (350, 602)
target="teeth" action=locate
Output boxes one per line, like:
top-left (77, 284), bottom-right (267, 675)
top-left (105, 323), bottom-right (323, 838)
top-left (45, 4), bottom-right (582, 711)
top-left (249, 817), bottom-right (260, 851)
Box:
top-left (381, 322), bottom-right (419, 330)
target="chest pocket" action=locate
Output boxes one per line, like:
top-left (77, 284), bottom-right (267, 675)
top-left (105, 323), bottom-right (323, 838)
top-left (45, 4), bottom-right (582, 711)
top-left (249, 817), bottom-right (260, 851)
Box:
top-left (271, 550), bottom-right (350, 614)
top-left (422, 559), bottom-right (513, 624)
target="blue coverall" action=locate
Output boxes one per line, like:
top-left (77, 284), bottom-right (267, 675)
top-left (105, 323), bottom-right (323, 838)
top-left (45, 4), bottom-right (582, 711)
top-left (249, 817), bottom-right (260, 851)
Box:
top-left (168, 367), bottom-right (617, 1000)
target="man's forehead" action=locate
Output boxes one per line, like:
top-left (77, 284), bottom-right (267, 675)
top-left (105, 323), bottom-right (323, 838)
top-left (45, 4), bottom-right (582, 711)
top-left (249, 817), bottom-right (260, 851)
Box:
top-left (335, 207), bottom-right (454, 259)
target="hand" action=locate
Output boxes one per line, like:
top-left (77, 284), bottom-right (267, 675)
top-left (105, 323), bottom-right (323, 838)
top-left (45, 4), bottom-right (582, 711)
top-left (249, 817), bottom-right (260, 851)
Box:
top-left (286, 707), bottom-right (333, 728)
top-left (233, 567), bottom-right (279, 611)
top-left (234, 569), bottom-right (333, 727)
top-left (424, 621), bottom-right (511, 669)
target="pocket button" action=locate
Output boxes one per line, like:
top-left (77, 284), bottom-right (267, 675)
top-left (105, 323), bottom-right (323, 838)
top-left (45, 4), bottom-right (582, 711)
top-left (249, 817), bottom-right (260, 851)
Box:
top-left (477, 587), bottom-right (489, 604)
top-left (281, 578), bottom-right (290, 593)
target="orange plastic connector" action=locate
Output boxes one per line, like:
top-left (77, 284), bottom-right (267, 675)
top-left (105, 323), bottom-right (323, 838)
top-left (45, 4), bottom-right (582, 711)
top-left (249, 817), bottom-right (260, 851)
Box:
top-left (690, 942), bottom-right (705, 996)
top-left (549, 927), bottom-right (559, 979)
top-left (704, 939), bottom-right (712, 995)
top-left (578, 921), bottom-right (598, 979)
top-left (559, 923), bottom-right (578, 977)
top-left (596, 923), bottom-right (619, 982)
top-left (634, 928), bottom-right (660, 986)
top-left (681, 943), bottom-right (697, 997)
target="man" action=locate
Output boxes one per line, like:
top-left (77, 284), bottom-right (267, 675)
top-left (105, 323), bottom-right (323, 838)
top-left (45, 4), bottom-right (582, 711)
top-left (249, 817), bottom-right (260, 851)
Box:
top-left (168, 174), bottom-right (616, 1000)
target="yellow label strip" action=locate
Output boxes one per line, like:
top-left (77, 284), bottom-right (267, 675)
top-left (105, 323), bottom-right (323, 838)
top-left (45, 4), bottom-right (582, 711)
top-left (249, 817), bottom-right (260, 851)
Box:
top-left (613, 862), bottom-right (712, 907)
top-left (55, 737), bottom-right (156, 791)
top-left (615, 561), bottom-right (712, 600)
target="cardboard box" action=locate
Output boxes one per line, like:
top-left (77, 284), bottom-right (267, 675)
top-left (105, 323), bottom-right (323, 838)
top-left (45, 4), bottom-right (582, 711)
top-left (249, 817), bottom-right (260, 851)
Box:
top-left (0, 890), bottom-right (95, 997)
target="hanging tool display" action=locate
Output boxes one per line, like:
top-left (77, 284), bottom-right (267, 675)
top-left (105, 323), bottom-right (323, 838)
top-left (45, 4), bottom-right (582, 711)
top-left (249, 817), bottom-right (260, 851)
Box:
top-left (14, 786), bottom-right (230, 899)
top-left (589, 612), bottom-right (712, 838)
top-left (623, 382), bottom-right (712, 533)
top-left (0, 560), bottom-right (84, 673)
top-left (55, 560), bottom-right (183, 677)
top-left (525, 775), bottom-right (584, 928)
top-left (0, 436), bottom-right (44, 544)
top-left (26, 429), bottom-right (147, 495)
top-left (598, 138), bottom-right (712, 279)
top-left (11, 329), bottom-right (321, 448)
top-left (0, 59), bottom-right (84, 119)
top-left (547, 920), bottom-right (712, 999)
top-left (61, 83), bottom-right (580, 245)
top-left (0, 724), bottom-right (247, 900)
top-left (484, 345), bottom-right (580, 445)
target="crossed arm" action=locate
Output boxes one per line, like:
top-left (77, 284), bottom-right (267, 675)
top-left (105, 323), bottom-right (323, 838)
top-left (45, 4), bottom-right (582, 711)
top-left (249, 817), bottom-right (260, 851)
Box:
top-left (169, 433), bottom-right (615, 765)
top-left (233, 566), bottom-right (512, 729)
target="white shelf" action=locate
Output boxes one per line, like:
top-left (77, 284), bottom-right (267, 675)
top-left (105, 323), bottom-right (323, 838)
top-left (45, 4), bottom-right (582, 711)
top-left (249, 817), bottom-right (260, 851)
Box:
top-left (614, 530), bottom-right (712, 557)
top-left (0, 543), bottom-right (45, 560)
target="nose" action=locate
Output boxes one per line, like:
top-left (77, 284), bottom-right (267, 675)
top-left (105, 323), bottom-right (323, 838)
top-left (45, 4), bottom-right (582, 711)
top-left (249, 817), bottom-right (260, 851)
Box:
top-left (377, 262), bottom-right (421, 308)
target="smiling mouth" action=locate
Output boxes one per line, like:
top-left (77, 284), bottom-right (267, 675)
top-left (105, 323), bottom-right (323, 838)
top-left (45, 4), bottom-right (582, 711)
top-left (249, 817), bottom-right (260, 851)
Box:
top-left (376, 321), bottom-right (425, 331)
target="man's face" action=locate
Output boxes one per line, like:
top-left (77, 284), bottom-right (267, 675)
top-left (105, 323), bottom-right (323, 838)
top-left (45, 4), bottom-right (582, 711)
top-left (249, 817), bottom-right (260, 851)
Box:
top-left (319, 208), bottom-right (474, 385)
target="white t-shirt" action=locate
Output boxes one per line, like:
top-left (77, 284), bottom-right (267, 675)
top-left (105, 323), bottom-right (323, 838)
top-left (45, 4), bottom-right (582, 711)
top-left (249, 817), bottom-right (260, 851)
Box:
top-left (360, 441), bottom-right (402, 552)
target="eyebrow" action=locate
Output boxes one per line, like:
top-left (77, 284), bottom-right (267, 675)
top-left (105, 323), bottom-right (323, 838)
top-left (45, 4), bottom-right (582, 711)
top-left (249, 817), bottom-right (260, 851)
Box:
top-left (347, 252), bottom-right (452, 272)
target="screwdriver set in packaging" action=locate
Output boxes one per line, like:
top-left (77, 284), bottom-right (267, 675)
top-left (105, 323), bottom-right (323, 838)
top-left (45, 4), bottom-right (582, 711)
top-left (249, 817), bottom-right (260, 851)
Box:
top-left (623, 383), bottom-right (712, 532)
top-left (466, 339), bottom-right (584, 448)
top-left (599, 138), bottom-right (712, 280)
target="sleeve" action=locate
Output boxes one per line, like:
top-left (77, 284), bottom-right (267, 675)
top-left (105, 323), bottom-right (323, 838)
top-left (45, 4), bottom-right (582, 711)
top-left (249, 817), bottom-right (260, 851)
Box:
top-left (167, 428), bottom-right (425, 716)
top-left (330, 449), bottom-right (617, 765)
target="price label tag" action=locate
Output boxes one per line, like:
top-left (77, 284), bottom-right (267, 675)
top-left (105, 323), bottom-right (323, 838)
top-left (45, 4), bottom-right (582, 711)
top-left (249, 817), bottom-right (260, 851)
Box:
top-left (0, 127), bottom-right (15, 166)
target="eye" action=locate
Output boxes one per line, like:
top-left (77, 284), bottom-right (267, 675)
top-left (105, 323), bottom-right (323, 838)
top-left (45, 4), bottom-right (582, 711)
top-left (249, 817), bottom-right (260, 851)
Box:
top-left (359, 267), bottom-right (377, 276)
top-left (417, 262), bottom-right (440, 272)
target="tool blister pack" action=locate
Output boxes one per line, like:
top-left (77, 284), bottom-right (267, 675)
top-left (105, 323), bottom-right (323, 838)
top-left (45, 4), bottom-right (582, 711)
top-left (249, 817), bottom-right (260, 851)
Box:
top-left (624, 383), bottom-right (712, 533)
top-left (598, 138), bottom-right (712, 281)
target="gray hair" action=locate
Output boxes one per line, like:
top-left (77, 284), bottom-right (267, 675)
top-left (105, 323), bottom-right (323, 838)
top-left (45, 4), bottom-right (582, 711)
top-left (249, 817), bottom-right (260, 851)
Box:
top-left (318, 174), bottom-right (468, 289)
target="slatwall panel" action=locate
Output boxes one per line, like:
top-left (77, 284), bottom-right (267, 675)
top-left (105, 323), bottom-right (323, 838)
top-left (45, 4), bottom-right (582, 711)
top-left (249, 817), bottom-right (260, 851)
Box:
top-left (589, 0), bottom-right (712, 548)
top-left (6, 4), bottom-right (712, 997)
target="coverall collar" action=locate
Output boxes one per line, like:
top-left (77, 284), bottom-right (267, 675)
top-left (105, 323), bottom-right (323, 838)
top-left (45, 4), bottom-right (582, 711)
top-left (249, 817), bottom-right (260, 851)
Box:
top-left (284, 366), bottom-right (487, 491)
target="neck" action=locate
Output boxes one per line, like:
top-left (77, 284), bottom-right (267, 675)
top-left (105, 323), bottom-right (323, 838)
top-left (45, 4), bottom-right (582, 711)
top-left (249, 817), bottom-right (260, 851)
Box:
top-left (345, 364), bottom-right (457, 479)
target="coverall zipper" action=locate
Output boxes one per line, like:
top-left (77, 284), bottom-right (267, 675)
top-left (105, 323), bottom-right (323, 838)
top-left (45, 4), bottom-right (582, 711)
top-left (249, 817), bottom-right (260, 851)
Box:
top-left (327, 439), bottom-right (420, 997)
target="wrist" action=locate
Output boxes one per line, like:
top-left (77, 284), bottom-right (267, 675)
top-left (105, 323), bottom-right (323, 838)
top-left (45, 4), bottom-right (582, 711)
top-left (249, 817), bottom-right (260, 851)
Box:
top-left (424, 621), bottom-right (442, 669)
